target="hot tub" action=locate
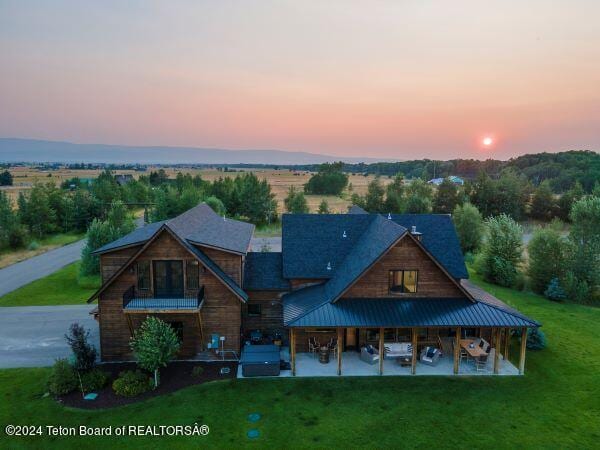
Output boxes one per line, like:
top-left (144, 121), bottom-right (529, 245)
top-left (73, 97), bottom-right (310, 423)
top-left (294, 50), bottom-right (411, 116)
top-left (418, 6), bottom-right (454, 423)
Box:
top-left (240, 344), bottom-right (281, 377)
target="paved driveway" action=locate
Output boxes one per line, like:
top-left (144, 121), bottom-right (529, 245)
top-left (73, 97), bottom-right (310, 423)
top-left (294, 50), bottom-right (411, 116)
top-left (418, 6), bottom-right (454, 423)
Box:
top-left (0, 305), bottom-right (99, 368)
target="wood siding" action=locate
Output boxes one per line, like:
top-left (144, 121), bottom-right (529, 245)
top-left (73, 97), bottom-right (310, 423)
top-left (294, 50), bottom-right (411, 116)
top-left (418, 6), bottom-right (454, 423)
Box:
top-left (100, 246), bottom-right (141, 283)
top-left (242, 290), bottom-right (286, 336)
top-left (198, 246), bottom-right (242, 285)
top-left (98, 229), bottom-right (242, 361)
top-left (343, 236), bottom-right (463, 298)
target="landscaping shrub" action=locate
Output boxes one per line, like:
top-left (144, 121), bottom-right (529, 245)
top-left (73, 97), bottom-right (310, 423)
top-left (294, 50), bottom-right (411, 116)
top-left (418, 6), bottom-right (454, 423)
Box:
top-left (47, 358), bottom-right (78, 395)
top-left (27, 240), bottom-right (40, 251)
top-left (112, 370), bottom-right (153, 397)
top-left (65, 323), bottom-right (97, 371)
top-left (526, 328), bottom-right (547, 350)
top-left (544, 277), bottom-right (566, 302)
top-left (80, 368), bottom-right (110, 392)
top-left (192, 365), bottom-right (204, 378)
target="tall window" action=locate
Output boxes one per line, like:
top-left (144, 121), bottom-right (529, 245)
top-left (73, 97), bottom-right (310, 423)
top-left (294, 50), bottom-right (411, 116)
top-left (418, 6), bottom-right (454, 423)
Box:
top-left (389, 270), bottom-right (418, 294)
top-left (186, 260), bottom-right (200, 290)
top-left (137, 260), bottom-right (150, 290)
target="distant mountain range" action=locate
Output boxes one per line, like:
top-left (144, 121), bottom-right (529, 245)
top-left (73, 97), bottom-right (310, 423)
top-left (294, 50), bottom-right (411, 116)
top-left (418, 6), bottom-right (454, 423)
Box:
top-left (0, 138), bottom-right (388, 165)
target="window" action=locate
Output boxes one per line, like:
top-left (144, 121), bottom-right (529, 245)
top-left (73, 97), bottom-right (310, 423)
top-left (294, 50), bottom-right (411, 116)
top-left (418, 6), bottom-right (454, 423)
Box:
top-left (389, 270), bottom-right (418, 294)
top-left (247, 304), bottom-right (261, 317)
top-left (186, 260), bottom-right (200, 290)
top-left (137, 261), bottom-right (150, 290)
top-left (366, 329), bottom-right (380, 342)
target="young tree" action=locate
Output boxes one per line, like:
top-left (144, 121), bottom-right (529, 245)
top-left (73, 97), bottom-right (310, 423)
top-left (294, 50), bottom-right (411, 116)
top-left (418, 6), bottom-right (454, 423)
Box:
top-left (0, 191), bottom-right (26, 250)
top-left (17, 183), bottom-right (57, 238)
top-left (318, 199), bottom-right (330, 214)
top-left (91, 170), bottom-right (122, 216)
top-left (557, 182), bottom-right (584, 221)
top-left (284, 186), bottom-right (309, 213)
top-left (236, 173), bottom-right (278, 224)
top-left (527, 225), bottom-right (570, 295)
top-left (383, 174), bottom-right (405, 213)
top-left (130, 317), bottom-right (181, 388)
top-left (566, 196), bottom-right (600, 302)
top-left (478, 214), bottom-right (523, 287)
top-left (433, 178), bottom-right (460, 214)
top-left (404, 179), bottom-right (433, 213)
top-left (530, 181), bottom-right (556, 221)
top-left (364, 177), bottom-right (385, 212)
top-left (204, 196), bottom-right (226, 216)
top-left (65, 323), bottom-right (97, 371)
top-left (452, 202), bottom-right (484, 253)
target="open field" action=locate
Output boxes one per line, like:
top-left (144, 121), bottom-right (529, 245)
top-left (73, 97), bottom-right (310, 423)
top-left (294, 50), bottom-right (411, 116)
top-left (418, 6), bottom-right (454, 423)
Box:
top-left (0, 262), bottom-right (100, 307)
top-left (0, 232), bottom-right (84, 269)
top-left (4, 166), bottom-right (388, 213)
top-left (0, 271), bottom-right (598, 449)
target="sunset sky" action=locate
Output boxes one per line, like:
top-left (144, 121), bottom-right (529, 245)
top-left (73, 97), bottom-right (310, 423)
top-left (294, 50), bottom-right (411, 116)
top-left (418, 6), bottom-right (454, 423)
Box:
top-left (1, 1), bottom-right (599, 160)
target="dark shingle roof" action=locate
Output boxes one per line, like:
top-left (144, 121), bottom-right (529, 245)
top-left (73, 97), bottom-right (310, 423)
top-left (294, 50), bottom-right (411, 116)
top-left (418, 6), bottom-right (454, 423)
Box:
top-left (347, 205), bottom-right (367, 214)
top-left (244, 252), bottom-right (290, 291)
top-left (285, 297), bottom-right (540, 328)
top-left (390, 214), bottom-right (468, 279)
top-left (95, 203), bottom-right (254, 255)
top-left (324, 215), bottom-right (406, 302)
top-left (94, 220), bottom-right (167, 254)
top-left (282, 213), bottom-right (375, 279)
top-left (281, 213), bottom-right (468, 280)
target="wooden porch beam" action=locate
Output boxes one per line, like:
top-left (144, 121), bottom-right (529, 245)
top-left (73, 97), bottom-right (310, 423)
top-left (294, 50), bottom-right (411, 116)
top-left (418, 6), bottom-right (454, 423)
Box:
top-left (519, 327), bottom-right (527, 375)
top-left (504, 328), bottom-right (511, 362)
top-left (411, 327), bottom-right (418, 375)
top-left (291, 328), bottom-right (296, 376)
top-left (126, 314), bottom-right (134, 337)
top-left (337, 327), bottom-right (343, 376)
top-left (378, 327), bottom-right (384, 376)
top-left (453, 326), bottom-right (461, 374)
top-left (493, 328), bottom-right (500, 374)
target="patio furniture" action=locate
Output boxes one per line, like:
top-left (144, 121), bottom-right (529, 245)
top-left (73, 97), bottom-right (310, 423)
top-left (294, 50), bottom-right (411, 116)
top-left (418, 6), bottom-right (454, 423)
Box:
top-left (328, 338), bottom-right (338, 359)
top-left (308, 337), bottom-right (320, 358)
top-left (420, 346), bottom-right (441, 366)
top-left (397, 356), bottom-right (412, 367)
top-left (360, 345), bottom-right (379, 365)
top-left (384, 342), bottom-right (412, 359)
top-left (319, 346), bottom-right (330, 364)
top-left (250, 330), bottom-right (262, 344)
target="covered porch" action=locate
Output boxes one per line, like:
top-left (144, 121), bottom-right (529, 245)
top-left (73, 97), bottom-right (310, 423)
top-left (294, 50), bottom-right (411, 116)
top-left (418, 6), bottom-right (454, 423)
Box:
top-left (288, 326), bottom-right (527, 377)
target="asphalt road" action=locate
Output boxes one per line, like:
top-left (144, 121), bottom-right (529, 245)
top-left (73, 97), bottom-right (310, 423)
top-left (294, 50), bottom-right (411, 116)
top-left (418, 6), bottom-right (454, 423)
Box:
top-left (0, 305), bottom-right (99, 368)
top-left (0, 239), bottom-right (86, 297)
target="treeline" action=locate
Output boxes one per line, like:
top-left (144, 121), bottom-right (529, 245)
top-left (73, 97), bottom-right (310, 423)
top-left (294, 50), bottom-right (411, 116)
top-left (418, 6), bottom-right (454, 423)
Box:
top-left (451, 196), bottom-right (599, 305)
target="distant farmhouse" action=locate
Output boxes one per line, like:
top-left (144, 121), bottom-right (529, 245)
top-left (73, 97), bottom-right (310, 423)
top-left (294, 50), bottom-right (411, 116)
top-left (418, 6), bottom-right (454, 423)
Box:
top-left (428, 176), bottom-right (464, 186)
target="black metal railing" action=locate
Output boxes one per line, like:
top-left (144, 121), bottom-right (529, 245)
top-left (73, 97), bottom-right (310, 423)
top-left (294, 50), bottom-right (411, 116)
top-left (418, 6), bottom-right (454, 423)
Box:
top-left (122, 285), bottom-right (205, 310)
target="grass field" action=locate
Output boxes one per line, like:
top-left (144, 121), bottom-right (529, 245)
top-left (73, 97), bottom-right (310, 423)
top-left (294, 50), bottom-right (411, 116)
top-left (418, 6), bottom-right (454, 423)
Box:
top-left (0, 272), bottom-right (598, 449)
top-left (0, 262), bottom-right (100, 307)
top-left (0, 232), bottom-right (84, 269)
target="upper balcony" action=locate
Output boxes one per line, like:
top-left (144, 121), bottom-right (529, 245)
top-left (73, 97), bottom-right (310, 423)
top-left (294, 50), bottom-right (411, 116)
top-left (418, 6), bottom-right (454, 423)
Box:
top-left (122, 285), bottom-right (205, 313)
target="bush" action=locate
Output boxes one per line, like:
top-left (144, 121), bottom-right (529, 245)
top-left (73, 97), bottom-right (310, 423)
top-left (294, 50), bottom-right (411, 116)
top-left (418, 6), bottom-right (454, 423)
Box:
top-left (544, 277), bottom-right (566, 301)
top-left (47, 359), bottom-right (78, 396)
top-left (527, 226), bottom-right (570, 294)
top-left (526, 328), bottom-right (547, 350)
top-left (563, 271), bottom-right (592, 304)
top-left (65, 323), bottom-right (97, 371)
top-left (112, 370), bottom-right (153, 397)
top-left (452, 203), bottom-right (484, 253)
top-left (80, 368), bottom-right (110, 391)
top-left (478, 214), bottom-right (523, 287)
top-left (27, 240), bottom-right (40, 251)
top-left (191, 366), bottom-right (204, 378)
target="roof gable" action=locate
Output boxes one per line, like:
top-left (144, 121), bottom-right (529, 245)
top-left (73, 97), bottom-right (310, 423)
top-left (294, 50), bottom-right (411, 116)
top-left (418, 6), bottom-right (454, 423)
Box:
top-left (244, 252), bottom-right (290, 291)
top-left (88, 224), bottom-right (247, 303)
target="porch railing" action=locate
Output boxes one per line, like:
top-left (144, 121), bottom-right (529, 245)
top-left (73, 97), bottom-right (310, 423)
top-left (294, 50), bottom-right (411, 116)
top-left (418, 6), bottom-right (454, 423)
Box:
top-left (123, 285), bottom-right (205, 310)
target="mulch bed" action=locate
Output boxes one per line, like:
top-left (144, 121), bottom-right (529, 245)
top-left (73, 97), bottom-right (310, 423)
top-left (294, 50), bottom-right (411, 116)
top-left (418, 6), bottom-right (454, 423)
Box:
top-left (58, 361), bottom-right (237, 410)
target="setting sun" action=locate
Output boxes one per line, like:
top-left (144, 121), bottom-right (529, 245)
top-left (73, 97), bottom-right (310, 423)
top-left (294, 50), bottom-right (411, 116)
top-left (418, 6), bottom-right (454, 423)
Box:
top-left (483, 137), bottom-right (493, 147)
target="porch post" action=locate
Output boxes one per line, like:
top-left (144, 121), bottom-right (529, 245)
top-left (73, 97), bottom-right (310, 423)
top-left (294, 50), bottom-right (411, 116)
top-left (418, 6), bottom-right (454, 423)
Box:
top-left (291, 328), bottom-right (296, 376)
top-left (453, 326), bottom-right (461, 374)
top-left (519, 327), bottom-right (527, 375)
top-left (504, 328), bottom-right (510, 362)
top-left (493, 328), bottom-right (500, 374)
top-left (411, 327), bottom-right (418, 375)
top-left (337, 327), bottom-right (343, 376)
top-left (378, 327), bottom-right (384, 375)
top-left (126, 314), bottom-right (134, 337)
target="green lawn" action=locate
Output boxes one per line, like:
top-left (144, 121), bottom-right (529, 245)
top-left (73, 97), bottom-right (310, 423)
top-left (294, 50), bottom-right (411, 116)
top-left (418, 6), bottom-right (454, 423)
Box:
top-left (1, 274), bottom-right (599, 448)
top-left (0, 262), bottom-right (100, 306)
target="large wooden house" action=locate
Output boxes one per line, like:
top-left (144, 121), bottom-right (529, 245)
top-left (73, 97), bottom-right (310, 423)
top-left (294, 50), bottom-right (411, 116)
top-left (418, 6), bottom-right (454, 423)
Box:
top-left (89, 203), bottom-right (539, 376)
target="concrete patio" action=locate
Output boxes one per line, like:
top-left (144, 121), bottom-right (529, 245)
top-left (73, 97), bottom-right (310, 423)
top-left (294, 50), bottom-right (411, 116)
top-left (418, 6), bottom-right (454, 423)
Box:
top-left (237, 348), bottom-right (519, 378)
